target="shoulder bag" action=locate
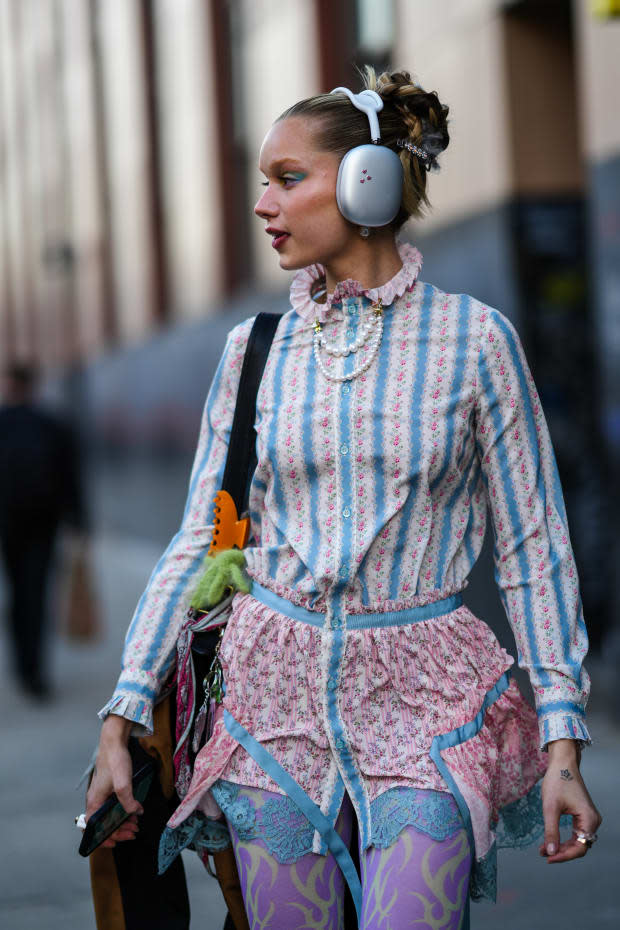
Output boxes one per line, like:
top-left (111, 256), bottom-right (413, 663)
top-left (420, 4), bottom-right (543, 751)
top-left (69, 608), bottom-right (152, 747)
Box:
top-left (88, 312), bottom-right (280, 930)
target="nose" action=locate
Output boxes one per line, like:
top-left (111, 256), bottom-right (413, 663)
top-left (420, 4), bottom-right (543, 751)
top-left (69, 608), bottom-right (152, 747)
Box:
top-left (254, 184), bottom-right (278, 219)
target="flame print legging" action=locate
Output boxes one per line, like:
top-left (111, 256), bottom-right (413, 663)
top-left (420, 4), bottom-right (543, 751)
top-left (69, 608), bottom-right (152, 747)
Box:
top-left (225, 785), bottom-right (472, 930)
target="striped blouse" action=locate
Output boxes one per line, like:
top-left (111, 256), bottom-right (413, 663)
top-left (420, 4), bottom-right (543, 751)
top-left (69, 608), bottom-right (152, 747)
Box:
top-left (100, 242), bottom-right (590, 750)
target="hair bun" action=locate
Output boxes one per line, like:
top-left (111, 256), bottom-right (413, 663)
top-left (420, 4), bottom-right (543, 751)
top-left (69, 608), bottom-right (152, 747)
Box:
top-left (371, 69), bottom-right (450, 164)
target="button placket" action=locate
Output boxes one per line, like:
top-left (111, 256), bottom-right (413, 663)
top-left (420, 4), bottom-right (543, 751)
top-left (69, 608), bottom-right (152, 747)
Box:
top-left (325, 300), bottom-right (356, 781)
top-left (334, 308), bottom-right (356, 589)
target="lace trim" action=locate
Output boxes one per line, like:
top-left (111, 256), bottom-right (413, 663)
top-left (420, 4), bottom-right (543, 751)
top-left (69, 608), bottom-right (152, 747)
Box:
top-left (369, 787), bottom-right (464, 847)
top-left (289, 241), bottom-right (423, 323)
top-left (211, 780), bottom-right (315, 862)
top-left (470, 781), bottom-right (572, 902)
top-left (159, 778), bottom-right (569, 893)
top-left (158, 812), bottom-right (230, 875)
top-left (211, 781), bottom-right (464, 864)
top-left (470, 842), bottom-right (498, 902)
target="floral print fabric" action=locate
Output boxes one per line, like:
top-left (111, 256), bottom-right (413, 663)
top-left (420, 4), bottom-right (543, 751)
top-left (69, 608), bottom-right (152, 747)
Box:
top-left (101, 240), bottom-right (590, 750)
top-left (164, 589), bottom-right (547, 870)
top-left (100, 240), bottom-right (591, 883)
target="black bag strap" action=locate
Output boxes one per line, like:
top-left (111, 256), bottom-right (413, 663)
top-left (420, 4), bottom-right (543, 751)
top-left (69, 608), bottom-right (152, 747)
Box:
top-left (220, 312), bottom-right (280, 516)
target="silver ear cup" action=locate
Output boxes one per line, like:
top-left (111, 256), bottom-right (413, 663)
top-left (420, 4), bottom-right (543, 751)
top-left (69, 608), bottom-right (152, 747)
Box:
top-left (335, 145), bottom-right (403, 227)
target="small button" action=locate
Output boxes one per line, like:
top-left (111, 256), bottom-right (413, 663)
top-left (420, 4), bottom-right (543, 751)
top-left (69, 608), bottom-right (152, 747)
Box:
top-left (347, 327), bottom-right (355, 338)
top-left (335, 737), bottom-right (346, 750)
top-left (339, 565), bottom-right (348, 579)
top-left (342, 384), bottom-right (351, 394)
top-left (342, 507), bottom-right (351, 518)
top-left (328, 677), bottom-right (337, 691)
top-left (340, 443), bottom-right (349, 455)
top-left (332, 615), bottom-right (341, 628)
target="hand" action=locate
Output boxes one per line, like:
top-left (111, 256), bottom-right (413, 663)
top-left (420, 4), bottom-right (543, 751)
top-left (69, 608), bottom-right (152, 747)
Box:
top-left (539, 739), bottom-right (602, 864)
top-left (85, 714), bottom-right (144, 848)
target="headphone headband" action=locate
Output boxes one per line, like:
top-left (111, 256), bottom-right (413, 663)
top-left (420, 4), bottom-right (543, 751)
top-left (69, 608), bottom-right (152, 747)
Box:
top-left (330, 87), bottom-right (383, 143)
top-left (328, 86), bottom-right (402, 227)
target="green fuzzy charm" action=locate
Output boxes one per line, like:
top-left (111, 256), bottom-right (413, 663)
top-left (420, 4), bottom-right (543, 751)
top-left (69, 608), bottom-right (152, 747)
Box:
top-left (190, 549), bottom-right (251, 610)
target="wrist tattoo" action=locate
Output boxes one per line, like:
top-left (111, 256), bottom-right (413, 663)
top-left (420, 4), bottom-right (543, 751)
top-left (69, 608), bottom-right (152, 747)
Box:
top-left (560, 768), bottom-right (573, 781)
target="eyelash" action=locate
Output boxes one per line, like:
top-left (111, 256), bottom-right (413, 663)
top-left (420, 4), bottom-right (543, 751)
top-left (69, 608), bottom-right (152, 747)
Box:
top-left (260, 176), bottom-right (301, 189)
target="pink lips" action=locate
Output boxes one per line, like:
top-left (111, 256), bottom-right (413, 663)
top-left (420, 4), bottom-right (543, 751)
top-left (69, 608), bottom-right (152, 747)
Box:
top-left (266, 228), bottom-right (290, 250)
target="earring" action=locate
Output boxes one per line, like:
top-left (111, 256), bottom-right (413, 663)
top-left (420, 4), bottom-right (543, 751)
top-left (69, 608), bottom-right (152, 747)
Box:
top-left (359, 226), bottom-right (370, 238)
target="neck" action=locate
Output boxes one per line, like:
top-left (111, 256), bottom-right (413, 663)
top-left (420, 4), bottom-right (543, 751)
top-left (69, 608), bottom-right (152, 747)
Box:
top-left (324, 231), bottom-right (402, 295)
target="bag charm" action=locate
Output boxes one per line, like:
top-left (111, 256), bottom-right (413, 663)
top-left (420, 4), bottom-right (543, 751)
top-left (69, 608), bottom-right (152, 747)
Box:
top-left (192, 627), bottom-right (225, 753)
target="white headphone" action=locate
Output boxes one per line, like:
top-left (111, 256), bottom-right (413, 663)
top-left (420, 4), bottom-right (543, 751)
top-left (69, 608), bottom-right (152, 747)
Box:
top-left (330, 87), bottom-right (403, 228)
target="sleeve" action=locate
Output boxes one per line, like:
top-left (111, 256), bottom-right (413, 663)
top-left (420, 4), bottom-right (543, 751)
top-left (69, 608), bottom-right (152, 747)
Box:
top-left (98, 317), bottom-right (255, 733)
top-left (474, 306), bottom-right (591, 750)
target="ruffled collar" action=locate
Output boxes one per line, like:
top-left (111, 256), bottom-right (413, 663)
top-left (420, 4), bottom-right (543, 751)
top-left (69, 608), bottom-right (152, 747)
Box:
top-left (289, 240), bottom-right (423, 322)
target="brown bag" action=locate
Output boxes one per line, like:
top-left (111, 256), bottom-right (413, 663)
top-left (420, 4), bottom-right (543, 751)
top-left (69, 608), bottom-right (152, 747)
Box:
top-left (63, 537), bottom-right (101, 641)
top-left (88, 692), bottom-right (250, 930)
top-left (89, 697), bottom-right (183, 930)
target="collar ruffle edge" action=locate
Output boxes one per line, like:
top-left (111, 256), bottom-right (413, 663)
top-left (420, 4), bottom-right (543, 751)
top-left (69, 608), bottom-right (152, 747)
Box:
top-left (289, 241), bottom-right (423, 322)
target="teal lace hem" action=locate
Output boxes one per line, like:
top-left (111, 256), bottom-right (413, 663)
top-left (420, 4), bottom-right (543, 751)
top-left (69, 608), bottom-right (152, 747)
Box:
top-left (211, 780), bottom-right (464, 864)
top-left (211, 779), bottom-right (315, 861)
top-left (158, 777), bottom-right (569, 898)
top-left (157, 811), bottom-right (230, 875)
top-left (471, 781), bottom-right (573, 902)
top-left (370, 786), bottom-right (464, 847)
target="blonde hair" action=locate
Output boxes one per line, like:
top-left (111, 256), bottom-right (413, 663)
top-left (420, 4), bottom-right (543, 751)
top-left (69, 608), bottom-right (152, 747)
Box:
top-left (278, 67), bottom-right (450, 227)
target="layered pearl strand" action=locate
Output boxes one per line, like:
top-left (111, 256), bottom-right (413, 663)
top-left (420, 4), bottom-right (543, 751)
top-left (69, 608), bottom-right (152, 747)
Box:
top-left (313, 299), bottom-right (384, 383)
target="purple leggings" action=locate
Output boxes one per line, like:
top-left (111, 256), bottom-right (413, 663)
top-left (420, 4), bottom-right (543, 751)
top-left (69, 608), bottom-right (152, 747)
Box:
top-left (225, 786), bottom-right (472, 930)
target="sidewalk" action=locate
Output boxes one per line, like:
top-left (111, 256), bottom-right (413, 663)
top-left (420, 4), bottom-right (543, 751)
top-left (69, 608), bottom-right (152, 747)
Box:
top-left (0, 532), bottom-right (227, 930)
top-left (0, 530), bottom-right (618, 929)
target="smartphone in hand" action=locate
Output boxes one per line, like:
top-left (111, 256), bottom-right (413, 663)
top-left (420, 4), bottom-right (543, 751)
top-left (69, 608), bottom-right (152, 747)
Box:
top-left (79, 761), bottom-right (156, 857)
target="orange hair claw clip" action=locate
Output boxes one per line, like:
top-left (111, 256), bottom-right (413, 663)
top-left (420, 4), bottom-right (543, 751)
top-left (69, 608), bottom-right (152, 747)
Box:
top-left (208, 490), bottom-right (250, 556)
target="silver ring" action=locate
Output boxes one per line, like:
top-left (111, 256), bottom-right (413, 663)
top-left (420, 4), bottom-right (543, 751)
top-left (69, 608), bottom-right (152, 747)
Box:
top-left (75, 813), bottom-right (87, 831)
top-left (574, 830), bottom-right (597, 847)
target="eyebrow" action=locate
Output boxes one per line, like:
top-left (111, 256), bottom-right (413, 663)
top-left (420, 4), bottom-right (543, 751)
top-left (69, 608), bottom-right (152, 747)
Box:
top-left (259, 157), bottom-right (306, 176)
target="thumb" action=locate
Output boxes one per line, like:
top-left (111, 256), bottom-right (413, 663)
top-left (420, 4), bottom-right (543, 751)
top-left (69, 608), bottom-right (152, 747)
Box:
top-left (113, 777), bottom-right (143, 816)
top-left (543, 802), bottom-right (560, 856)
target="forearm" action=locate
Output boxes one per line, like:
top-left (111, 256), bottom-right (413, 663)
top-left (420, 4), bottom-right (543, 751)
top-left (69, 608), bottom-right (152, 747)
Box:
top-left (547, 737), bottom-right (582, 768)
top-left (100, 712), bottom-right (134, 746)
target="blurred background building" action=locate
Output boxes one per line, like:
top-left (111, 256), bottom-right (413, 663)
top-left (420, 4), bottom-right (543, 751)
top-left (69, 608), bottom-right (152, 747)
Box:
top-left (1, 0), bottom-right (619, 649)
top-left (2, 7), bottom-right (619, 926)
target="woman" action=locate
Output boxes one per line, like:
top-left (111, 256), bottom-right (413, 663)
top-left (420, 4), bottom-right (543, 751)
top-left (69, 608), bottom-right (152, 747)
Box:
top-left (87, 69), bottom-right (601, 930)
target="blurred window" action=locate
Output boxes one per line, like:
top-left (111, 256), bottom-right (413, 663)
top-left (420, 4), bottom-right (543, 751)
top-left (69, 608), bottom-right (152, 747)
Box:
top-left (356, 0), bottom-right (394, 57)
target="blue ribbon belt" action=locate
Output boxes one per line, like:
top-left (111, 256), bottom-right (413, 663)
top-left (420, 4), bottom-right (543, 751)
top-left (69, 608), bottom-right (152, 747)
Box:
top-left (250, 580), bottom-right (463, 629)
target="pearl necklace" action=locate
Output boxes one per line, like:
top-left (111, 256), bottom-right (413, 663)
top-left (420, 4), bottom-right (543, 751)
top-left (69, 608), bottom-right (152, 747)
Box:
top-left (313, 300), bottom-right (384, 383)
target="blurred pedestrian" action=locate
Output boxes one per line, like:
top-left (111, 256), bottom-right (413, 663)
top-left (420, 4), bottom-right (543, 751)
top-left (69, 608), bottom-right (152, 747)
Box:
top-left (0, 361), bottom-right (87, 698)
top-left (87, 67), bottom-right (601, 929)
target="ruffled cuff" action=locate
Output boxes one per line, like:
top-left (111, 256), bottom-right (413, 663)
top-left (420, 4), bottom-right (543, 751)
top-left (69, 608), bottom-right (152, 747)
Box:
top-left (98, 691), bottom-right (155, 735)
top-left (538, 712), bottom-right (591, 751)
